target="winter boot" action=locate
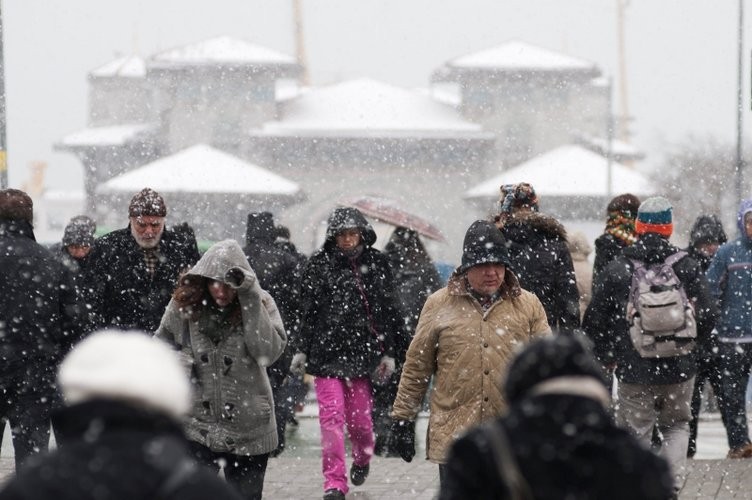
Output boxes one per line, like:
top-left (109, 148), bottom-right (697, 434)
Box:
top-left (350, 462), bottom-right (370, 486)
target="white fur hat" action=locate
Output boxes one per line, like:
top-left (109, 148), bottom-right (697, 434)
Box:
top-left (58, 329), bottom-right (191, 419)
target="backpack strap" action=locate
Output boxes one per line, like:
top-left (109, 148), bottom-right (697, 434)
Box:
top-left (481, 422), bottom-right (535, 500)
top-left (662, 250), bottom-right (688, 268)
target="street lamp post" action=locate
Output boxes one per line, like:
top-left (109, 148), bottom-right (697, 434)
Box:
top-left (735, 0), bottom-right (745, 205)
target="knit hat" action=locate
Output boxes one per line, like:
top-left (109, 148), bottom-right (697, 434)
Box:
top-left (635, 196), bottom-right (673, 238)
top-left (499, 182), bottom-right (539, 213)
top-left (606, 193), bottom-right (641, 217)
top-left (504, 334), bottom-right (609, 406)
top-left (62, 215), bottom-right (96, 247)
top-left (458, 220), bottom-right (511, 274)
top-left (58, 330), bottom-right (190, 419)
top-left (0, 189), bottom-right (33, 224)
top-left (128, 188), bottom-right (167, 218)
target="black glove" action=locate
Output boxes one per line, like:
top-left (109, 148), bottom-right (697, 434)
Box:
top-left (389, 419), bottom-right (416, 463)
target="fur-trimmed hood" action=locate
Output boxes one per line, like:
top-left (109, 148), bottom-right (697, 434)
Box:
top-left (502, 211), bottom-right (568, 244)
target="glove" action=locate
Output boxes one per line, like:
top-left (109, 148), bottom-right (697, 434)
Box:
top-left (389, 419), bottom-right (416, 463)
top-left (372, 356), bottom-right (396, 386)
top-left (224, 267), bottom-right (247, 288)
top-left (289, 352), bottom-right (307, 377)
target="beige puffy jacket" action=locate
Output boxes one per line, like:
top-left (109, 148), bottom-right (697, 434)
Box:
top-left (391, 270), bottom-right (550, 463)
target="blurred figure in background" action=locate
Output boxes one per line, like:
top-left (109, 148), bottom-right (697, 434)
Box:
top-left (593, 193), bottom-right (641, 281)
top-left (156, 240), bottom-right (286, 500)
top-left (242, 212), bottom-right (303, 456)
top-left (0, 189), bottom-right (81, 469)
top-left (51, 215), bottom-right (97, 275)
top-left (567, 230), bottom-right (593, 320)
top-left (0, 330), bottom-right (244, 500)
top-left (686, 214), bottom-right (726, 458)
top-left (439, 335), bottom-right (674, 500)
top-left (495, 182), bottom-right (580, 330)
top-left (375, 226), bottom-right (441, 456)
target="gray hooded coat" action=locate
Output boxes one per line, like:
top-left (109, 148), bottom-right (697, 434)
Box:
top-left (156, 240), bottom-right (286, 456)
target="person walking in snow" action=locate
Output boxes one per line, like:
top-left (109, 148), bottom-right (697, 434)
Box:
top-left (592, 193), bottom-right (641, 281)
top-left (439, 335), bottom-right (675, 500)
top-left (156, 239), bottom-right (286, 500)
top-left (289, 207), bottom-right (405, 500)
top-left (390, 220), bottom-right (550, 484)
top-left (86, 188), bottom-right (199, 333)
top-left (706, 201), bottom-right (752, 459)
top-left (495, 182), bottom-right (580, 330)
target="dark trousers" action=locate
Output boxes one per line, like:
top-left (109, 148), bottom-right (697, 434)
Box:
top-left (0, 375), bottom-right (55, 470)
top-left (716, 342), bottom-right (752, 450)
top-left (188, 440), bottom-right (269, 500)
top-left (688, 348), bottom-right (724, 456)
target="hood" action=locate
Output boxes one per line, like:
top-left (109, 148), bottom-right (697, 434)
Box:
top-left (457, 220), bottom-right (511, 274)
top-left (737, 199), bottom-right (752, 240)
top-left (188, 239), bottom-right (251, 282)
top-left (689, 214), bottom-right (727, 248)
top-left (623, 232), bottom-right (678, 264)
top-left (324, 207), bottom-right (377, 250)
top-left (245, 211), bottom-right (276, 246)
top-left (502, 211), bottom-right (567, 243)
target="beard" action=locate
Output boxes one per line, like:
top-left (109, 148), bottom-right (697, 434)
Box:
top-left (130, 225), bottom-right (163, 249)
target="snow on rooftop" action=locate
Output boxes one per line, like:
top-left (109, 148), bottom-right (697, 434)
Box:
top-left (449, 40), bottom-right (598, 72)
top-left (151, 36), bottom-right (296, 67)
top-left (57, 124), bottom-right (155, 148)
top-left (97, 144), bottom-right (300, 196)
top-left (464, 145), bottom-right (653, 199)
top-left (261, 78), bottom-right (482, 136)
top-left (90, 56), bottom-right (146, 78)
top-left (578, 135), bottom-right (645, 159)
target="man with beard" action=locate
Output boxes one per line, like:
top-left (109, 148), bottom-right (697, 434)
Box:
top-left (86, 188), bottom-right (199, 333)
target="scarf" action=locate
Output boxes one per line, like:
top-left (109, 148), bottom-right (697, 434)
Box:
top-left (604, 211), bottom-right (638, 246)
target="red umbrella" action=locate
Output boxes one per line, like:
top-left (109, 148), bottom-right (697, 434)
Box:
top-left (338, 195), bottom-right (447, 242)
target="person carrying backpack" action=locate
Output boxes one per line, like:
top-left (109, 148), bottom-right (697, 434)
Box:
top-left (583, 196), bottom-right (717, 494)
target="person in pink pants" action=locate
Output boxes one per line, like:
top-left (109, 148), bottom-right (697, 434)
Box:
top-left (290, 207), bottom-right (408, 500)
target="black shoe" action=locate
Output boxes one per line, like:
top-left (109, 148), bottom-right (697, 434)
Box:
top-left (350, 463), bottom-right (369, 486)
top-left (323, 488), bottom-right (345, 500)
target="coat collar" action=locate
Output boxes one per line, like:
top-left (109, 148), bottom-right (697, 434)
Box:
top-left (447, 267), bottom-right (522, 301)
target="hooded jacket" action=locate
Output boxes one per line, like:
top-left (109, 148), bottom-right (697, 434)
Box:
top-left (706, 200), bottom-right (752, 340)
top-left (156, 240), bottom-right (286, 456)
top-left (391, 269), bottom-right (550, 463)
top-left (500, 211), bottom-right (581, 330)
top-left (295, 208), bottom-right (406, 378)
top-left (687, 215), bottom-right (727, 272)
top-left (583, 233), bottom-right (718, 384)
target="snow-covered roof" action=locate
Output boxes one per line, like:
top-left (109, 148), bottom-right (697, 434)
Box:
top-left (90, 56), bottom-right (146, 78)
top-left (56, 124), bottom-right (156, 148)
top-left (150, 36), bottom-right (297, 68)
top-left (447, 40), bottom-right (599, 74)
top-left (577, 135), bottom-right (645, 160)
top-left (259, 78), bottom-right (485, 138)
top-left (97, 144), bottom-right (300, 196)
top-left (464, 145), bottom-right (654, 199)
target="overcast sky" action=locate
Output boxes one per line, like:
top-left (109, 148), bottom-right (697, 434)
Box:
top-left (4, 0), bottom-right (750, 191)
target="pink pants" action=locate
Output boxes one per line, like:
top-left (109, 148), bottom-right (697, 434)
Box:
top-left (314, 376), bottom-right (375, 494)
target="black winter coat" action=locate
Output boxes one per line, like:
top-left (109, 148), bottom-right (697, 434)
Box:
top-left (86, 226), bottom-right (199, 333)
top-left (592, 233), bottom-right (629, 281)
top-left (582, 233), bottom-right (718, 384)
top-left (296, 211), bottom-right (405, 378)
top-left (0, 400), bottom-right (243, 500)
top-left (501, 211), bottom-right (580, 330)
top-left (0, 219), bottom-right (80, 383)
top-left (440, 395), bottom-right (674, 500)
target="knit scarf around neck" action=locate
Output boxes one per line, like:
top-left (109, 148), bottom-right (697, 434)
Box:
top-left (604, 211), bottom-right (638, 246)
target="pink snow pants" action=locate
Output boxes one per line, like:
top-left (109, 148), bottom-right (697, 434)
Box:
top-left (314, 376), bottom-right (375, 494)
